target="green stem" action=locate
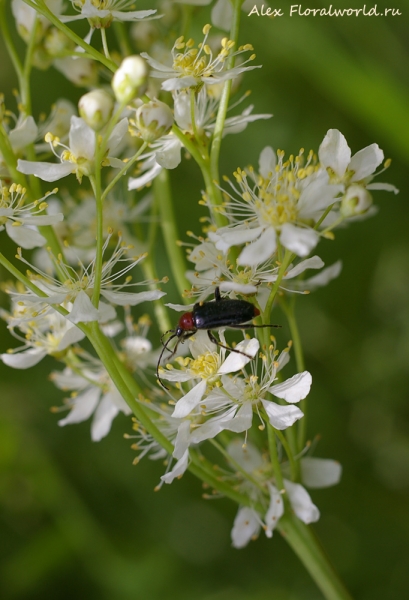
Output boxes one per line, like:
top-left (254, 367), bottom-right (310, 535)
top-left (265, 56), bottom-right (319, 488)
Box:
top-left (274, 429), bottom-right (298, 482)
top-left (101, 142), bottom-right (148, 202)
top-left (267, 423), bottom-right (285, 491)
top-left (209, 0), bottom-right (242, 193)
top-left (100, 28), bottom-right (112, 61)
top-left (154, 169), bottom-right (190, 298)
top-left (278, 514), bottom-right (353, 600)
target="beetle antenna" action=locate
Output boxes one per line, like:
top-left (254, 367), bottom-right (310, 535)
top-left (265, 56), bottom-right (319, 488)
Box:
top-left (160, 328), bottom-right (176, 346)
top-left (156, 333), bottom-right (178, 390)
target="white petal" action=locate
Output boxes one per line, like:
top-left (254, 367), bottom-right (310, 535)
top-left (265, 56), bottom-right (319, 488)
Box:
top-left (173, 421), bottom-right (191, 459)
top-left (67, 290), bottom-right (100, 323)
top-left (218, 338), bottom-right (259, 374)
top-left (223, 401), bottom-right (253, 433)
top-left (284, 256), bottom-right (324, 279)
top-left (17, 160), bottom-right (74, 182)
top-left (284, 479), bottom-right (320, 524)
top-left (231, 507), bottom-right (260, 549)
top-left (5, 222), bottom-right (46, 249)
top-left (159, 368), bottom-right (193, 383)
top-left (265, 483), bottom-right (284, 537)
top-left (69, 116), bottom-right (95, 159)
top-left (280, 223), bottom-right (318, 257)
top-left (162, 76), bottom-right (198, 91)
top-left (91, 392), bottom-right (119, 441)
top-left (259, 146), bottom-right (276, 178)
top-left (219, 281), bottom-right (258, 295)
top-left (160, 449), bottom-right (189, 484)
top-left (128, 162), bottom-right (163, 190)
top-left (237, 227), bottom-right (277, 266)
top-left (209, 226), bottom-right (264, 253)
top-left (9, 116), bottom-right (38, 150)
top-left (226, 439), bottom-right (263, 472)
top-left (211, 0), bottom-right (233, 30)
top-left (1, 348), bottom-right (47, 369)
top-left (296, 260), bottom-right (342, 291)
top-left (107, 118), bottom-right (129, 154)
top-left (100, 289), bottom-right (165, 306)
top-left (20, 213), bottom-right (64, 226)
top-left (298, 181), bottom-right (344, 219)
top-left (349, 144), bottom-right (383, 181)
top-left (318, 129), bottom-right (351, 178)
top-left (301, 457), bottom-right (342, 489)
top-left (366, 182), bottom-right (399, 194)
top-left (58, 387), bottom-right (100, 427)
top-left (165, 302), bottom-right (195, 312)
top-left (155, 139), bottom-right (182, 169)
top-left (57, 323), bottom-right (85, 350)
top-left (269, 371), bottom-right (312, 403)
top-left (172, 379), bottom-right (207, 418)
top-left (262, 400), bottom-right (304, 430)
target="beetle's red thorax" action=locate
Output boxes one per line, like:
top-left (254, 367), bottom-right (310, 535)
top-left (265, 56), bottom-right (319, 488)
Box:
top-left (178, 312), bottom-right (195, 331)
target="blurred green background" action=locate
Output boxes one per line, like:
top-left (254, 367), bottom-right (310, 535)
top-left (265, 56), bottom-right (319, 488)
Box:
top-left (1, 1), bottom-right (409, 599)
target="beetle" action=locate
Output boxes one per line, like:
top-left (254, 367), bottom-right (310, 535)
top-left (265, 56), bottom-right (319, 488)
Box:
top-left (156, 287), bottom-right (280, 389)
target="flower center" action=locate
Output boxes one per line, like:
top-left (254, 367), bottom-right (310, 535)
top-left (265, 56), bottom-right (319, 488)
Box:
top-left (189, 352), bottom-right (219, 379)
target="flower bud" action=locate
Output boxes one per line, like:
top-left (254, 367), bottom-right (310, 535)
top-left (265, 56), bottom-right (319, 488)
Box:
top-left (340, 184), bottom-right (372, 217)
top-left (78, 89), bottom-right (114, 131)
top-left (112, 56), bottom-right (149, 104)
top-left (135, 99), bottom-right (173, 143)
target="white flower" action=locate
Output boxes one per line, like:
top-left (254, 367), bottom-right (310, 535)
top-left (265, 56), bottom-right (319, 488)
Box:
top-left (228, 441), bottom-right (322, 549)
top-left (12, 0), bottom-right (64, 43)
top-left (128, 134), bottom-right (182, 190)
top-left (174, 87), bottom-right (272, 136)
top-left (197, 344), bottom-right (310, 436)
top-left (209, 147), bottom-right (343, 264)
top-left (133, 98), bottom-right (174, 142)
top-left (52, 364), bottom-right (132, 441)
top-left (160, 330), bottom-right (259, 419)
top-left (174, 0), bottom-right (256, 31)
top-left (17, 115), bottom-right (128, 183)
top-left (0, 184), bottom-right (63, 249)
top-left (11, 233), bottom-right (166, 324)
top-left (141, 24), bottom-right (260, 91)
top-left (0, 301), bottom-right (85, 369)
top-left (60, 0), bottom-right (157, 28)
top-left (318, 129), bottom-right (398, 215)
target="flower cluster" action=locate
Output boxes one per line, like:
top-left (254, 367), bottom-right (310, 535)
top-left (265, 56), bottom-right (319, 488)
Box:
top-left (0, 0), bottom-right (398, 562)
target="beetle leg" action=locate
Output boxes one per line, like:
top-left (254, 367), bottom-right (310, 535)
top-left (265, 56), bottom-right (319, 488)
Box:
top-left (214, 286), bottom-right (221, 302)
top-left (207, 330), bottom-right (253, 359)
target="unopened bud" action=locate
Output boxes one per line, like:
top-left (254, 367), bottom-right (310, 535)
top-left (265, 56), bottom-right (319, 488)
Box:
top-left (340, 184), bottom-right (372, 217)
top-left (78, 89), bottom-right (114, 131)
top-left (135, 99), bottom-right (173, 142)
top-left (112, 55), bottom-right (149, 103)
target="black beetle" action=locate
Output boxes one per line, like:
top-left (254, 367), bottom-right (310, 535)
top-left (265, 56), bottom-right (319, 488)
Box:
top-left (157, 287), bottom-right (280, 389)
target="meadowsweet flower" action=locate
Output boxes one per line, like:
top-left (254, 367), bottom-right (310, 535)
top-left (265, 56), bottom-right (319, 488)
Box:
top-left (17, 115), bottom-right (128, 183)
top-left (60, 0), bottom-right (157, 29)
top-left (0, 301), bottom-right (86, 369)
top-left (141, 24), bottom-right (260, 91)
top-left (189, 343), bottom-right (311, 438)
top-left (53, 56), bottom-right (98, 87)
top-left (318, 129), bottom-right (398, 218)
top-left (174, 87), bottom-right (272, 136)
top-left (12, 233), bottom-right (166, 323)
top-left (209, 147), bottom-right (343, 264)
top-left (128, 134), bottom-right (182, 190)
top-left (227, 441), bottom-right (329, 548)
top-left (132, 99), bottom-right (174, 143)
top-left (51, 361), bottom-right (132, 441)
top-left (0, 184), bottom-right (63, 249)
top-left (159, 330), bottom-right (259, 418)
top-left (12, 0), bottom-right (64, 43)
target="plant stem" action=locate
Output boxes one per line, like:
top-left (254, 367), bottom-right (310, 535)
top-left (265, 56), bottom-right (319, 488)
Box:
top-left (278, 513), bottom-right (353, 600)
top-left (154, 169), bottom-right (190, 298)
